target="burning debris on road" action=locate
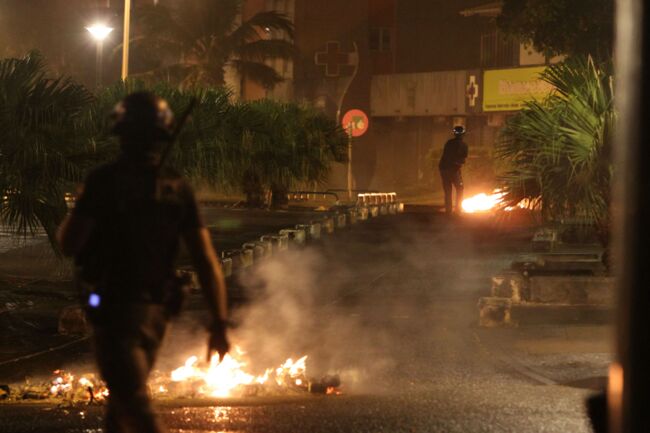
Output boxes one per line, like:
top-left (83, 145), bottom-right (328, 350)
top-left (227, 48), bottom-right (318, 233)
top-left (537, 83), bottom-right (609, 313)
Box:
top-left (0, 371), bottom-right (108, 403)
top-left (462, 189), bottom-right (532, 214)
top-left (0, 347), bottom-right (341, 404)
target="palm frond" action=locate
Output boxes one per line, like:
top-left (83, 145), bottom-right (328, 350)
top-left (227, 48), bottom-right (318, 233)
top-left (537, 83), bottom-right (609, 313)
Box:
top-left (496, 55), bottom-right (614, 226)
top-left (236, 39), bottom-right (297, 63)
top-left (0, 52), bottom-right (94, 249)
top-left (227, 11), bottom-right (295, 47)
top-left (230, 60), bottom-right (284, 89)
top-left (132, 1), bottom-right (296, 89)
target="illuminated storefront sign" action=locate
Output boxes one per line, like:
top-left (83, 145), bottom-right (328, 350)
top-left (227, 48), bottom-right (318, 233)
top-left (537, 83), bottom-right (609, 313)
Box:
top-left (483, 66), bottom-right (554, 112)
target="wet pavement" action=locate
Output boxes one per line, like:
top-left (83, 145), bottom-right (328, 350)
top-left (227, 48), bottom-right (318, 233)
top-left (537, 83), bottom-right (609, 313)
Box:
top-left (0, 211), bottom-right (610, 432)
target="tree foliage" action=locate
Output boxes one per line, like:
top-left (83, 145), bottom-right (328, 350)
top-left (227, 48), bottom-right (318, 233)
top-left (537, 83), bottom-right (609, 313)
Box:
top-left (496, 56), bottom-right (614, 234)
top-left (92, 82), bottom-right (347, 207)
top-left (132, 0), bottom-right (296, 89)
top-left (0, 52), bottom-right (94, 249)
top-left (497, 0), bottom-right (614, 61)
top-left (0, 50), bottom-right (347, 250)
top-left (240, 100), bottom-right (347, 206)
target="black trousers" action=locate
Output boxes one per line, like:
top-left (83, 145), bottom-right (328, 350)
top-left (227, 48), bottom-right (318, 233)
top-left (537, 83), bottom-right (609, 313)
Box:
top-left (92, 304), bottom-right (168, 433)
top-left (440, 168), bottom-right (464, 214)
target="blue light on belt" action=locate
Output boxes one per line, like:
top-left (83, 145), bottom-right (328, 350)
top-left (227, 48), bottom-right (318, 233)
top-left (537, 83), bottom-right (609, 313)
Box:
top-left (88, 293), bottom-right (101, 308)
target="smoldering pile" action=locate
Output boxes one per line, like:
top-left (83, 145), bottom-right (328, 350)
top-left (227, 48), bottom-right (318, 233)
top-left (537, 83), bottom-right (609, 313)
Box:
top-left (0, 353), bottom-right (341, 404)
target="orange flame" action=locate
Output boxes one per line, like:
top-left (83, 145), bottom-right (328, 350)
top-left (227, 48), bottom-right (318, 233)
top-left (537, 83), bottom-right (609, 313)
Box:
top-left (49, 370), bottom-right (109, 401)
top-left (166, 347), bottom-right (309, 398)
top-left (461, 190), bottom-right (506, 213)
top-left (461, 189), bottom-right (529, 214)
top-left (43, 347), bottom-right (320, 401)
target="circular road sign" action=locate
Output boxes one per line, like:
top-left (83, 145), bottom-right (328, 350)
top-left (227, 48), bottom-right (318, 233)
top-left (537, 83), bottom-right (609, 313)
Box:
top-left (342, 109), bottom-right (369, 137)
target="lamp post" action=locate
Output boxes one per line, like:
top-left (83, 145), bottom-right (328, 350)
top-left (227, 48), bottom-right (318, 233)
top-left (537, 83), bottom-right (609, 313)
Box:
top-left (122, 0), bottom-right (131, 80)
top-left (86, 24), bottom-right (113, 88)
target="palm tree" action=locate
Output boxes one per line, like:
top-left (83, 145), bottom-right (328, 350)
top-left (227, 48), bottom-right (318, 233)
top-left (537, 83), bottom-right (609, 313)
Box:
top-left (496, 56), bottom-right (614, 253)
top-left (92, 79), bottom-right (255, 188)
top-left (132, 0), bottom-right (295, 89)
top-left (241, 100), bottom-right (347, 208)
top-left (0, 52), bottom-right (94, 250)
top-left (87, 82), bottom-right (347, 208)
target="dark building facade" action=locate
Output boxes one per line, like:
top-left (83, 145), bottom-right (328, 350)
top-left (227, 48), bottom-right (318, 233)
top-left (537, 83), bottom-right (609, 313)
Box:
top-left (277, 0), bottom-right (518, 194)
top-left (0, 0), bottom-right (549, 196)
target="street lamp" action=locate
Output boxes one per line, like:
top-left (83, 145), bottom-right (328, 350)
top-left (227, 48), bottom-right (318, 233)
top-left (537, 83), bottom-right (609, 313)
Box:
top-left (86, 24), bottom-right (113, 88)
top-left (122, 0), bottom-right (132, 80)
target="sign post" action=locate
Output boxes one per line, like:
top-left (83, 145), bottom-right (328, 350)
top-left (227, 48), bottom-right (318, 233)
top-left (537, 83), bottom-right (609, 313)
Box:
top-left (341, 109), bottom-right (369, 201)
top-left (347, 124), bottom-right (354, 201)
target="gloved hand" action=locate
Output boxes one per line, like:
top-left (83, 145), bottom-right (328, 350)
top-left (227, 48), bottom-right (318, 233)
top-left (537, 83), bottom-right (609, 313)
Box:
top-left (207, 320), bottom-right (230, 362)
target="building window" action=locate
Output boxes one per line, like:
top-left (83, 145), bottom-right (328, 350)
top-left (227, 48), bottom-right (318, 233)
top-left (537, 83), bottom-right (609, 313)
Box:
top-left (370, 27), bottom-right (391, 52)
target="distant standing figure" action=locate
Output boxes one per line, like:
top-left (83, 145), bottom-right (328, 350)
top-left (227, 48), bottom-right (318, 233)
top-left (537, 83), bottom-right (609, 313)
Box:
top-left (57, 92), bottom-right (230, 433)
top-left (438, 126), bottom-right (469, 215)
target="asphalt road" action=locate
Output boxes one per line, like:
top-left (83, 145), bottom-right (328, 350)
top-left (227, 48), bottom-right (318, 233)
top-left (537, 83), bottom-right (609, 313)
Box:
top-left (0, 211), bottom-right (609, 432)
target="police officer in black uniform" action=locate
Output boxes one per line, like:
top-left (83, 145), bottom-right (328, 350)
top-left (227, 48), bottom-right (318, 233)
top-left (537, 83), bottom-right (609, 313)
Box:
top-left (57, 92), bottom-right (230, 433)
top-left (438, 125), bottom-right (469, 215)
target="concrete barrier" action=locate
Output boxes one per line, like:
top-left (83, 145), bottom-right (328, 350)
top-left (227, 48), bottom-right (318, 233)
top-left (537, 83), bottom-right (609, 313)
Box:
top-left (536, 254), bottom-right (604, 274)
top-left (279, 228), bottom-right (307, 246)
top-left (261, 233), bottom-right (289, 251)
top-left (221, 257), bottom-right (233, 277)
top-left (254, 239), bottom-right (273, 256)
top-left (222, 249), bottom-right (253, 270)
top-left (532, 228), bottom-right (558, 252)
top-left (243, 242), bottom-right (267, 259)
top-left (58, 305), bottom-right (90, 336)
top-left (347, 208), bottom-right (358, 225)
top-left (478, 297), bottom-right (512, 327)
top-left (335, 213), bottom-right (347, 229)
top-left (299, 222), bottom-right (322, 240)
top-left (241, 248), bottom-right (254, 267)
top-left (357, 206), bottom-right (369, 221)
top-left (511, 252), bottom-right (604, 276)
top-left (528, 276), bottom-right (615, 305)
top-left (491, 271), bottom-right (526, 303)
top-left (320, 217), bottom-right (335, 234)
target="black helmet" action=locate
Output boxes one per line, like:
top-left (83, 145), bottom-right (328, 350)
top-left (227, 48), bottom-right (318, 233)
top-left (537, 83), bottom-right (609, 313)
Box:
top-left (112, 92), bottom-right (174, 144)
top-left (453, 125), bottom-right (466, 136)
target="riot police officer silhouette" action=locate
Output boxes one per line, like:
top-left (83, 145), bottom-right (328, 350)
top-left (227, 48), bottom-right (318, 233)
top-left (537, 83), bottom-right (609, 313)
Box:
top-left (58, 92), bottom-right (229, 433)
top-left (438, 125), bottom-right (469, 215)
